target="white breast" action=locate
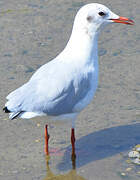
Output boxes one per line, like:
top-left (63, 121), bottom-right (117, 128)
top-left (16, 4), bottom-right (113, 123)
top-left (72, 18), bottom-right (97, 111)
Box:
top-left (73, 65), bottom-right (98, 112)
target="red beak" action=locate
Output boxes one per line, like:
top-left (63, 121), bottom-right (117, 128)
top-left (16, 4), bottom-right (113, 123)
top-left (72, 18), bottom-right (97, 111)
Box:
top-left (110, 16), bottom-right (134, 25)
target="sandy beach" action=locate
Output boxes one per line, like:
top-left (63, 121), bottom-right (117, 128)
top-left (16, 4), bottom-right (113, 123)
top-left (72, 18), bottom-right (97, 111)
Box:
top-left (0, 0), bottom-right (140, 179)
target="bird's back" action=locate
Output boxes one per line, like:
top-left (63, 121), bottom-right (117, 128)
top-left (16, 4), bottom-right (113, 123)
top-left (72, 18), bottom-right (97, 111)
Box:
top-left (5, 58), bottom-right (97, 119)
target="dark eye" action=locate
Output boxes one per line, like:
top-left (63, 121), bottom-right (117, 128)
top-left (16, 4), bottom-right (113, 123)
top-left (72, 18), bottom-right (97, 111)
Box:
top-left (98, 11), bottom-right (106, 16)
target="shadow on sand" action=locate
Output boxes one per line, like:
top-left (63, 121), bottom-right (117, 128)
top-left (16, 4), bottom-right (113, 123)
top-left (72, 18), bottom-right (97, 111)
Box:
top-left (57, 123), bottom-right (140, 171)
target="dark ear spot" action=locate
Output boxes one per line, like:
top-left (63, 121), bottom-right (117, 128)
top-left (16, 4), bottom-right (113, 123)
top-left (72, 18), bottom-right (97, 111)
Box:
top-left (87, 16), bottom-right (92, 22)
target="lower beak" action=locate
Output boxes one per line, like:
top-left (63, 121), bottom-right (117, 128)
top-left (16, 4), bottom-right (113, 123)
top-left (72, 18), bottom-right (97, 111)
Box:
top-left (110, 16), bottom-right (134, 25)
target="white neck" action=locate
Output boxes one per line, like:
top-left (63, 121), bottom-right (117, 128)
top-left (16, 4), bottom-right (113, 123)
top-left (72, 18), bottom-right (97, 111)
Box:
top-left (58, 26), bottom-right (99, 67)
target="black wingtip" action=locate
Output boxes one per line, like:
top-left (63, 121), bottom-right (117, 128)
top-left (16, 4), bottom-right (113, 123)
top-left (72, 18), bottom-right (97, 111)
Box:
top-left (3, 107), bottom-right (11, 113)
top-left (10, 111), bottom-right (24, 120)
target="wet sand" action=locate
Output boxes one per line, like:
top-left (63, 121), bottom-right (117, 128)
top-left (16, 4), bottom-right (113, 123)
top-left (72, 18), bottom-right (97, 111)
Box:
top-left (0, 0), bottom-right (140, 179)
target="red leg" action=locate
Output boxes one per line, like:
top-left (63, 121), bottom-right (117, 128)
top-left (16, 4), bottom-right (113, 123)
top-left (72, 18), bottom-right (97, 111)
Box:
top-left (45, 125), bottom-right (50, 155)
top-left (71, 128), bottom-right (76, 160)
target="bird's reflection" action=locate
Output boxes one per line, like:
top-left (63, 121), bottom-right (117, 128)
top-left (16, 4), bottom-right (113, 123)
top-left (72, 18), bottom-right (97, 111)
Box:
top-left (43, 155), bottom-right (86, 180)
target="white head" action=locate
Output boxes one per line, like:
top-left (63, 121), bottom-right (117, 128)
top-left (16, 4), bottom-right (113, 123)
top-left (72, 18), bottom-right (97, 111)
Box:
top-left (73, 3), bottom-right (134, 36)
top-left (62, 3), bottom-right (134, 61)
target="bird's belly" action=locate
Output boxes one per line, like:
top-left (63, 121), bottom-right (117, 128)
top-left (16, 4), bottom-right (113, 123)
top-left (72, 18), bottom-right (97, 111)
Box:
top-left (73, 73), bottom-right (98, 112)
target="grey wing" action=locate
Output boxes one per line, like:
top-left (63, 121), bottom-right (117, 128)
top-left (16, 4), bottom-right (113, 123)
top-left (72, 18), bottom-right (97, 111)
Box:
top-left (5, 61), bottom-right (91, 118)
top-left (34, 69), bottom-right (92, 116)
top-left (5, 82), bottom-right (37, 113)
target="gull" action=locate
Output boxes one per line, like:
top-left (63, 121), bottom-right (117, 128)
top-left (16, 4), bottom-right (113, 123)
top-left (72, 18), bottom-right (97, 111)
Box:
top-left (3, 3), bottom-right (134, 157)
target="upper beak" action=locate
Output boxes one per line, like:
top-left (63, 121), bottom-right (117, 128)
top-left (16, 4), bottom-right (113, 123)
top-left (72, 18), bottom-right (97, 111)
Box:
top-left (110, 16), bottom-right (134, 25)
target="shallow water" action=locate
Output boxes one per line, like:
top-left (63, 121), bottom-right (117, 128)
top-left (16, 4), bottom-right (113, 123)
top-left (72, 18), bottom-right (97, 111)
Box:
top-left (0, 0), bottom-right (140, 179)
